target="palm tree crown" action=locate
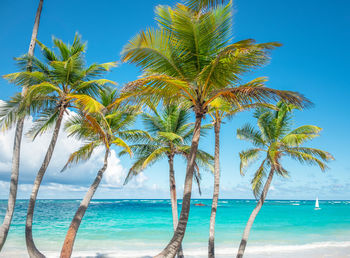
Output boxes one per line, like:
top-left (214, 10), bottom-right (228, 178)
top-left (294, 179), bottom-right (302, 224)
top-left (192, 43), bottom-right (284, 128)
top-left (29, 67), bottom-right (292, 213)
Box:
top-left (123, 105), bottom-right (213, 187)
top-left (119, 2), bottom-right (306, 112)
top-left (4, 34), bottom-right (117, 138)
top-left (63, 87), bottom-right (148, 169)
top-left (238, 102), bottom-right (334, 198)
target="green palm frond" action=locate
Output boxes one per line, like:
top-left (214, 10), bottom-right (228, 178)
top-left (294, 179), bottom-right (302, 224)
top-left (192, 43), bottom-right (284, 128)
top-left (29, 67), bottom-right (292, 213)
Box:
top-left (26, 82), bottom-right (62, 102)
top-left (281, 125), bottom-right (322, 146)
top-left (0, 94), bottom-right (25, 130)
top-left (142, 147), bottom-right (169, 169)
top-left (205, 79), bottom-right (307, 109)
top-left (251, 159), bottom-right (267, 199)
top-left (68, 94), bottom-right (105, 114)
top-left (193, 149), bottom-right (214, 172)
top-left (286, 147), bottom-right (334, 162)
top-left (26, 108), bottom-right (60, 140)
top-left (84, 62), bottom-right (118, 78)
top-left (36, 40), bottom-right (59, 62)
top-left (3, 71), bottom-right (47, 86)
top-left (284, 149), bottom-right (329, 171)
top-left (257, 111), bottom-right (274, 142)
top-left (237, 124), bottom-right (266, 148)
top-left (158, 131), bottom-right (184, 143)
top-left (61, 141), bottom-right (99, 171)
top-left (239, 148), bottom-right (264, 175)
top-left (118, 129), bottom-right (152, 143)
top-left (111, 138), bottom-right (132, 157)
top-left (123, 158), bottom-right (146, 185)
top-left (122, 28), bottom-right (184, 78)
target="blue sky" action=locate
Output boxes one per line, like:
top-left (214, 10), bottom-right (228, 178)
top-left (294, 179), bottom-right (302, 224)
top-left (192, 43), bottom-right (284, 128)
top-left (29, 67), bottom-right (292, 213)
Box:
top-left (0, 0), bottom-right (349, 200)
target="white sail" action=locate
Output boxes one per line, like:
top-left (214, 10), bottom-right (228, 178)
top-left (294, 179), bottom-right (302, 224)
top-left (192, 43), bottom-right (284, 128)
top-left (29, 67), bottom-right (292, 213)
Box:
top-left (315, 197), bottom-right (319, 208)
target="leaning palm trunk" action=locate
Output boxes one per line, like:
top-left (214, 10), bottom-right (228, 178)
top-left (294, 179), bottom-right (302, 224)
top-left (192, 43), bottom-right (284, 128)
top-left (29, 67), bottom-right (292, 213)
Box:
top-left (155, 113), bottom-right (203, 258)
top-left (168, 156), bottom-right (184, 258)
top-left (60, 150), bottom-right (109, 258)
top-left (236, 169), bottom-right (274, 258)
top-left (0, 0), bottom-right (44, 252)
top-left (208, 119), bottom-right (221, 258)
top-left (26, 106), bottom-right (65, 258)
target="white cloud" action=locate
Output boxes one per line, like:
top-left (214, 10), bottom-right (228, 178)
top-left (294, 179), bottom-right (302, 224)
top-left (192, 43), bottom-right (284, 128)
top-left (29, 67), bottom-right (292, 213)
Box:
top-left (0, 110), bottom-right (149, 199)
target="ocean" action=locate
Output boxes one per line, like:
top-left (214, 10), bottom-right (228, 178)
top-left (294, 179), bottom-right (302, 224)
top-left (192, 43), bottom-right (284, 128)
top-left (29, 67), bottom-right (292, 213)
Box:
top-left (0, 199), bottom-right (350, 257)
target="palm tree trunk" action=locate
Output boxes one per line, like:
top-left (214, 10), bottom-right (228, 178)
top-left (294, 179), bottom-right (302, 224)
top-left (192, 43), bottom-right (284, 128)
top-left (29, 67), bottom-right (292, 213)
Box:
top-left (236, 168), bottom-right (274, 258)
top-left (155, 112), bottom-right (204, 258)
top-left (208, 119), bottom-right (221, 258)
top-left (168, 155), bottom-right (184, 258)
top-left (0, 0), bottom-right (44, 252)
top-left (60, 149), bottom-right (109, 258)
top-left (26, 106), bottom-right (65, 258)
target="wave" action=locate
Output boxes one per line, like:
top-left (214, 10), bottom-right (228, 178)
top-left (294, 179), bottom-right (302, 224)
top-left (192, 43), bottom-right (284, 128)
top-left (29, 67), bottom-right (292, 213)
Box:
top-left (90, 201), bottom-right (121, 204)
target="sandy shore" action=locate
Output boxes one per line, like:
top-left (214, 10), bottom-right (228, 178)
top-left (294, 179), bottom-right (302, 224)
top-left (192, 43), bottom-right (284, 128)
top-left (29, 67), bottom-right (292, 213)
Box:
top-left (1, 241), bottom-right (350, 258)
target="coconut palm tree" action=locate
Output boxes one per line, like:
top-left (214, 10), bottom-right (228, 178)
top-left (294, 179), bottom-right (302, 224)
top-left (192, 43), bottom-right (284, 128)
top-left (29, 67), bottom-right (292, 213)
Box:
top-left (236, 102), bottom-right (334, 258)
top-left (123, 104), bottom-right (213, 258)
top-left (4, 35), bottom-right (117, 257)
top-left (207, 98), bottom-right (274, 258)
top-left (119, 2), bottom-right (307, 256)
top-left (0, 0), bottom-right (44, 251)
top-left (60, 87), bottom-right (147, 258)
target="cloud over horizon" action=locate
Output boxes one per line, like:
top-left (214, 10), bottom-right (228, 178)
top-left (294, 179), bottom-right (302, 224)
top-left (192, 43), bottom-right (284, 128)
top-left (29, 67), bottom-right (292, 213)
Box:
top-left (0, 110), bottom-right (150, 199)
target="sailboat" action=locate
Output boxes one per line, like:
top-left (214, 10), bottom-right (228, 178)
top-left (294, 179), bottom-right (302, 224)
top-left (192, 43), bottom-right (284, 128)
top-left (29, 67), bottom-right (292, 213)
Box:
top-left (315, 197), bottom-right (321, 210)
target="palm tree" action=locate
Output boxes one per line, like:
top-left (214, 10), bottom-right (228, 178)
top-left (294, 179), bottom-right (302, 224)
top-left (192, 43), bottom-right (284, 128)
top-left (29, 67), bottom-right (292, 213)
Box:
top-left (0, 0), bottom-right (44, 251)
top-left (60, 87), bottom-right (147, 258)
top-left (119, 2), bottom-right (307, 256)
top-left (207, 98), bottom-right (274, 258)
top-left (5, 35), bottom-right (116, 257)
top-left (236, 102), bottom-right (334, 258)
top-left (123, 105), bottom-right (213, 258)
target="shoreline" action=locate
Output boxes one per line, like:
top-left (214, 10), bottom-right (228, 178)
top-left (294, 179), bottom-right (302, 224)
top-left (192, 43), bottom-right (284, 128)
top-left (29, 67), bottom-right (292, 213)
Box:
top-left (2, 241), bottom-right (350, 258)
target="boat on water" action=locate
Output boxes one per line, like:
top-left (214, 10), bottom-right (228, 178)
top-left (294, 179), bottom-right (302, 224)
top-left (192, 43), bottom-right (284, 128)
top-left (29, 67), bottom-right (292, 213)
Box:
top-left (315, 197), bottom-right (321, 210)
top-left (195, 203), bottom-right (205, 206)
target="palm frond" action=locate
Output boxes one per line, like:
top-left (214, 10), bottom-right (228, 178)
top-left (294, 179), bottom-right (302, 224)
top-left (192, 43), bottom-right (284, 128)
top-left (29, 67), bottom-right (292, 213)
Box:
top-left (61, 141), bottom-right (99, 171)
top-left (118, 129), bottom-right (152, 143)
top-left (237, 124), bottom-right (266, 148)
top-left (251, 159), bottom-right (267, 199)
top-left (26, 108), bottom-right (60, 140)
top-left (239, 148), bottom-right (263, 175)
top-left (282, 125), bottom-right (322, 146)
top-left (284, 149), bottom-right (331, 171)
top-left (0, 94), bottom-right (25, 130)
top-left (111, 138), bottom-right (132, 157)
top-left (158, 131), bottom-right (184, 143)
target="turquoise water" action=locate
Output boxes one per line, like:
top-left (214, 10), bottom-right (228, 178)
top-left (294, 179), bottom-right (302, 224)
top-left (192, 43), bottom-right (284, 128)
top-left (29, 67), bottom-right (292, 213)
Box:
top-left (1, 199), bottom-right (350, 257)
